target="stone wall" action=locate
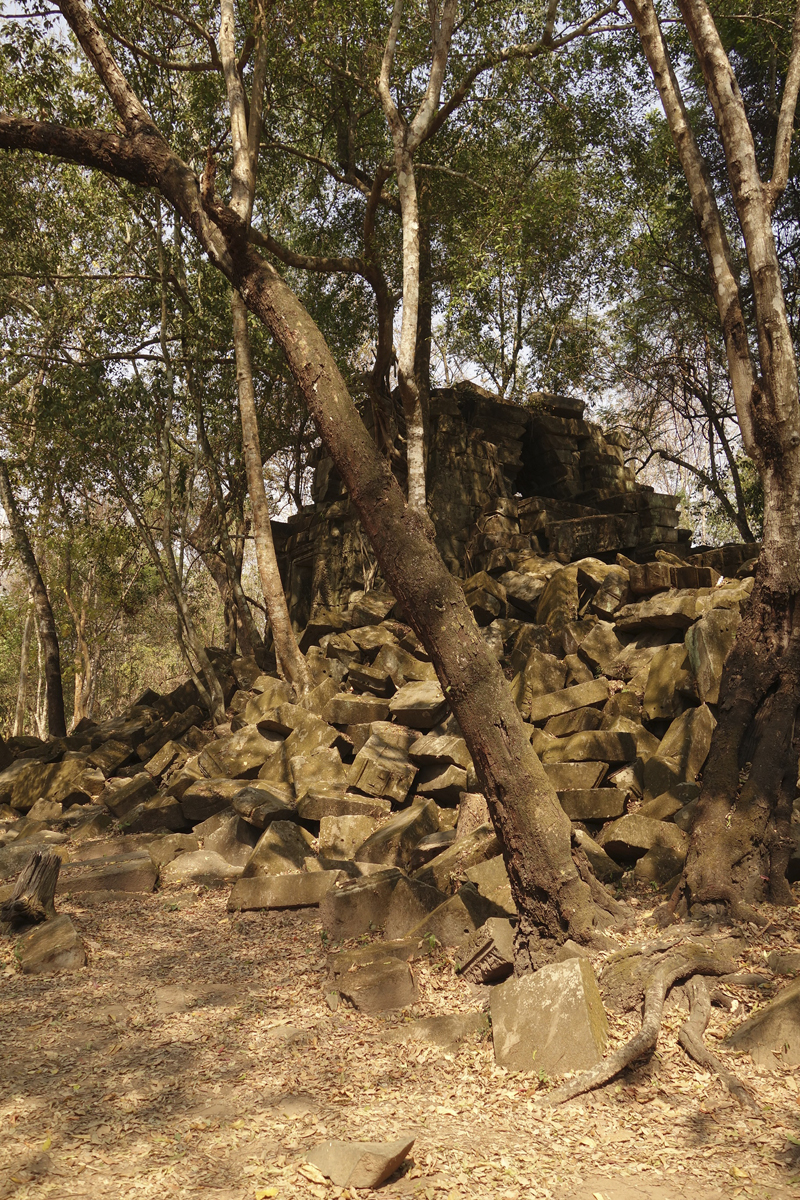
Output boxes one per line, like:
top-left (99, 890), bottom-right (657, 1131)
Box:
top-left (272, 385), bottom-right (691, 627)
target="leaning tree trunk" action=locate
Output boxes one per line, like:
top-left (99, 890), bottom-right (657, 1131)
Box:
top-left (0, 0), bottom-right (613, 948)
top-left (0, 459), bottom-right (66, 738)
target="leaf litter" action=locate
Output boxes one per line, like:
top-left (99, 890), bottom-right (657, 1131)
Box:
top-left (0, 884), bottom-right (799, 1200)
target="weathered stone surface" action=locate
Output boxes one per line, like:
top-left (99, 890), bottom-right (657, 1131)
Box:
top-left (573, 829), bottom-right (624, 882)
top-left (725, 976), bottom-right (800, 1068)
top-left (591, 566), bottom-right (630, 617)
top-left (161, 849), bottom-right (242, 886)
top-left (319, 869), bottom-right (403, 938)
top-left (354, 800), bottom-right (439, 869)
top-left (88, 738), bottom-right (137, 776)
top-left (324, 693), bottom-right (390, 725)
top-left (258, 718), bottom-right (342, 785)
top-left (335, 954), bottom-right (417, 1014)
top-left (633, 843), bottom-right (686, 885)
top-left (491, 958), bottom-right (609, 1075)
top-left (541, 731), bottom-right (637, 765)
top-left (519, 649), bottom-right (568, 719)
top-left (643, 644), bottom-right (696, 721)
top-left (348, 662), bottom-right (394, 696)
top-left (558, 789), bottom-right (627, 821)
top-left (388, 681), bottom-right (448, 729)
top-left (413, 823), bottom-right (501, 893)
top-left (242, 682), bottom-right (293, 725)
top-left (498, 571), bottom-right (546, 618)
top-left (416, 762), bottom-right (468, 804)
top-left (347, 735), bottom-right (417, 804)
top-left (181, 778), bottom-right (247, 824)
top-left (643, 704), bottom-right (716, 801)
top-left (290, 745), bottom-right (347, 800)
top-left (464, 854), bottom-right (515, 914)
top-left (198, 727), bottom-right (283, 779)
top-left (408, 733), bottom-right (471, 770)
top-left (137, 705), bottom-right (204, 761)
top-left (319, 815), bottom-right (379, 860)
top-left (544, 707), bottom-right (603, 738)
top-left (58, 850), bottom-right (157, 894)
top-left (119, 793), bottom-right (188, 834)
top-left (104, 772), bottom-right (158, 818)
top-left (145, 832), bottom-right (199, 869)
top-left (406, 883), bottom-right (493, 947)
top-left (25, 797), bottom-right (62, 822)
top-left (201, 812), bottom-right (260, 866)
top-left (527, 678), bottom-right (610, 725)
top-left (685, 607), bottom-right (740, 704)
top-left (228, 870), bottom-right (343, 911)
top-left (371, 643), bottom-right (437, 687)
top-left (350, 591), bottom-right (397, 626)
top-left (242, 820), bottom-right (316, 877)
top-left (232, 783), bottom-right (297, 828)
top-left (306, 1137), bottom-right (415, 1189)
top-left (542, 761), bottom-right (608, 790)
top-left (577, 622), bottom-right (624, 673)
top-left (297, 791), bottom-right (391, 821)
top-left (409, 829), bottom-right (457, 870)
top-left (3, 759), bottom-right (91, 812)
top-left (597, 814), bottom-right (688, 863)
top-left (456, 916), bottom-right (516, 983)
top-left (536, 565), bottom-right (580, 630)
top-left (614, 590), bottom-right (699, 632)
top-left (383, 876), bottom-right (449, 940)
top-left (16, 915), bottom-right (86, 975)
top-left (456, 792), bottom-right (491, 841)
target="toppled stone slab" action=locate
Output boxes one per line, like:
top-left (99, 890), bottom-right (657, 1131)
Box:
top-left (58, 850), bottom-right (157, 894)
top-left (323, 693), bottom-right (390, 725)
top-left (306, 1136), bottom-right (415, 1189)
top-left (597, 814), bottom-right (688, 863)
top-left (725, 976), bottom-right (800, 1068)
top-left (181, 778), bottom-right (248, 824)
top-left (456, 916), bottom-right (516, 983)
top-left (319, 869), bottom-right (404, 939)
top-left (198, 727), bottom-right (283, 779)
top-left (119, 792), bottom-right (188, 834)
top-left (161, 850), bottom-right (242, 887)
top-left (406, 883), bottom-right (494, 947)
top-left (541, 731), bottom-right (637, 765)
top-left (242, 820), bottom-right (316, 877)
top-left (491, 958), bottom-right (608, 1075)
top-left (558, 788), bottom-right (627, 821)
top-left (383, 876), bottom-right (450, 940)
top-left (16, 915), bottom-right (86, 975)
top-left (228, 871), bottom-right (343, 911)
top-left (388, 681), bottom-right (448, 729)
top-left (528, 678), bottom-right (610, 724)
top-left (542, 761), bottom-right (609, 790)
top-left (464, 854), bottom-right (515, 915)
top-left (290, 745), bottom-right (347, 799)
top-left (414, 823), bottom-right (501, 893)
top-left (416, 762), bottom-right (467, 804)
top-left (335, 954), bottom-right (418, 1014)
top-left (685, 607), bottom-right (740, 705)
top-left (200, 813), bottom-right (260, 866)
top-left (319, 815), bottom-right (380, 861)
top-left (633, 844), bottom-right (686, 886)
top-left (643, 644), bottom-right (696, 721)
top-left (297, 791), bottom-right (391, 821)
top-left (232, 783), bottom-right (297, 828)
top-left (354, 799), bottom-right (439, 869)
top-left (573, 829), bottom-right (624, 882)
top-left (347, 735), bottom-right (417, 804)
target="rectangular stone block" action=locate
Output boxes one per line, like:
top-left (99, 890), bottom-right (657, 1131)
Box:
top-left (227, 870), bottom-right (343, 910)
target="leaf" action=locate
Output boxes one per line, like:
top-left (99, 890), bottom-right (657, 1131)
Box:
top-left (297, 1163), bottom-right (328, 1184)
top-left (731, 1166), bottom-right (749, 1179)
top-left (255, 1190), bottom-right (279, 1199)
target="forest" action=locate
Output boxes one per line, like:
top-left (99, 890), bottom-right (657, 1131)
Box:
top-left (0, 1), bottom-right (799, 1198)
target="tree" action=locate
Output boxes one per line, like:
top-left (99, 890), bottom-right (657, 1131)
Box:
top-left (0, 0), bottom-right (621, 949)
top-left (624, 0), bottom-right (800, 911)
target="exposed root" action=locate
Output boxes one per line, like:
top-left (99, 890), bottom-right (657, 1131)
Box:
top-left (678, 978), bottom-right (760, 1112)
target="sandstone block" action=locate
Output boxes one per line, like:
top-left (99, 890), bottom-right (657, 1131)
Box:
top-left (597, 814), bottom-right (688, 863)
top-left (228, 870), bottom-right (343, 911)
top-left (16, 915), bottom-right (86, 975)
top-left (306, 1137), bottom-right (415, 1189)
top-left (685, 607), bottom-right (740, 704)
top-left (558, 788), bottom-right (627, 821)
top-left (354, 800), bottom-right (439, 869)
top-left (725, 977), bottom-right (800, 1069)
top-left (242, 820), bottom-right (316, 877)
top-left (319, 868), bottom-right (403, 938)
top-left (388, 681), bottom-right (448, 729)
top-left (319, 815), bottom-right (380, 860)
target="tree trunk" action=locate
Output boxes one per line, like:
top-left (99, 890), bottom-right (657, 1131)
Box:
top-left (13, 600), bottom-right (34, 737)
top-left (232, 290), bottom-right (312, 693)
top-left (1, 850), bottom-right (61, 928)
top-left (0, 460), bottom-right (66, 738)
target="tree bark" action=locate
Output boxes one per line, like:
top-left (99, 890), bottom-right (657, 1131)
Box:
top-left (0, 459), bottom-right (66, 738)
top-left (1, 850), bottom-right (61, 928)
top-left (12, 599), bottom-right (35, 737)
top-left (627, 0), bottom-right (800, 908)
top-left (0, 0), bottom-right (611, 946)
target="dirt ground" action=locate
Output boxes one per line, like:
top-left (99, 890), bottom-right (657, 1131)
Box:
top-left (1, 883), bottom-right (799, 1200)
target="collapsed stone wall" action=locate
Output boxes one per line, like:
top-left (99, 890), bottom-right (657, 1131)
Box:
top-left (272, 385), bottom-right (695, 628)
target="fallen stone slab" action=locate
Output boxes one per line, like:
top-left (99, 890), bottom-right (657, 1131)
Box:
top-left (456, 916), bottom-right (516, 984)
top-left (413, 823), bottom-right (501, 893)
top-left (200, 812), bottom-right (260, 867)
top-left (573, 829), bottom-right (624, 882)
top-left (633, 844), bottom-right (686, 886)
top-left (388, 681), bottom-right (448, 729)
top-left (231, 782), bottom-right (297, 829)
top-left (540, 730), bottom-right (638, 765)
top-left (491, 958), bottom-right (609, 1075)
top-left (290, 745), bottom-right (348, 800)
top-left (305, 1136), bottom-right (415, 1189)
top-left (354, 799), bottom-right (439, 870)
top-left (16, 915), bottom-right (86, 975)
top-left (181, 778), bottom-right (249, 824)
top-left (88, 738), bottom-right (137, 776)
top-left (643, 644), bottom-right (696, 721)
top-left (614, 589), bottom-right (700, 632)
top-left (319, 815), bottom-right (380, 861)
top-left (408, 733), bottom-right (471, 770)
top-left (118, 793), bottom-right (188, 834)
top-left (242, 819), bottom-right (316, 877)
top-left (371, 642), bottom-right (437, 687)
top-left (408, 829), bottom-right (457, 871)
top-left (724, 976), bottom-right (800, 1068)
top-left (242, 679), bottom-right (293, 725)
top-left (406, 882), bottom-right (493, 947)
top-left (145, 833), bottom-right (199, 870)
top-left (557, 788), bottom-right (627, 821)
top-left (297, 790), bottom-right (391, 821)
top-left (198, 727), bottom-right (284, 780)
top-left (464, 854), bottom-right (516, 915)
top-left (542, 761), bottom-right (609, 790)
top-left (319, 868), bottom-right (404, 939)
top-left (227, 871), bottom-right (343, 911)
top-left (383, 875), bottom-right (450, 941)
top-left (527, 678), bottom-right (610, 724)
top-left (161, 849), bottom-right (242, 887)
top-left (347, 735), bottom-right (417, 805)
top-left (335, 954), bottom-right (418, 1014)
top-left (544, 707), bottom-right (603, 738)
top-left (323, 693), bottom-right (390, 725)
top-left (685, 607), bottom-right (740, 705)
top-left (597, 814), bottom-right (688, 863)
top-left (415, 762), bottom-right (468, 804)
top-left (58, 850), bottom-right (157, 894)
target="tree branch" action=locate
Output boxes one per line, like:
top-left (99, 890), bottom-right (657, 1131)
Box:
top-left (765, 0), bottom-right (800, 211)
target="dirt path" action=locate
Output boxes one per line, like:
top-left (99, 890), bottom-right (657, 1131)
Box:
top-left (1, 886), bottom-right (799, 1200)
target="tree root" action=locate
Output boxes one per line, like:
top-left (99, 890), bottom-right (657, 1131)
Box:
top-left (541, 947), bottom-right (735, 1107)
top-left (678, 978), bottom-right (760, 1112)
